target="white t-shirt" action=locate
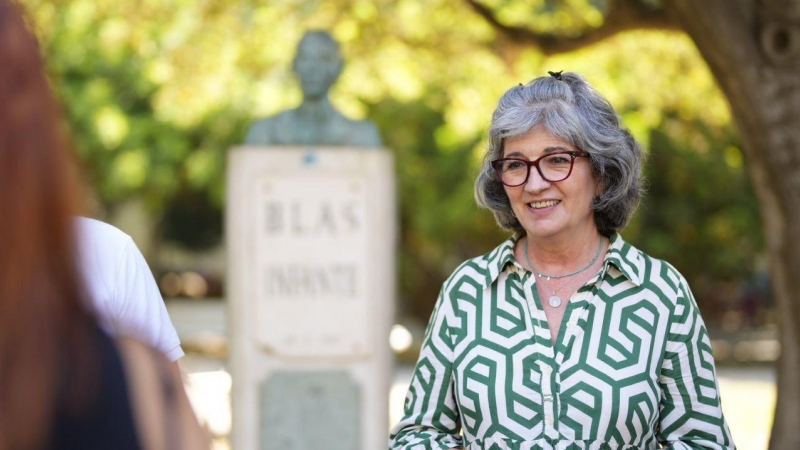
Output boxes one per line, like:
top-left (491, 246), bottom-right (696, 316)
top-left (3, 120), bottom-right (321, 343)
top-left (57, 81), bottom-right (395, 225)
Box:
top-left (76, 217), bottom-right (184, 362)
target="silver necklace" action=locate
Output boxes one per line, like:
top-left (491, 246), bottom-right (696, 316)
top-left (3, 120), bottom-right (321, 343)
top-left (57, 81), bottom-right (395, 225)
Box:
top-left (523, 238), bottom-right (604, 308)
top-left (536, 276), bottom-right (573, 308)
top-left (524, 238), bottom-right (603, 280)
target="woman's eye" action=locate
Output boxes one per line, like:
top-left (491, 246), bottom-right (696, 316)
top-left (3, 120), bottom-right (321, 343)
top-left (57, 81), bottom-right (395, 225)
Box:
top-left (506, 161), bottom-right (526, 170)
top-left (546, 156), bottom-right (570, 165)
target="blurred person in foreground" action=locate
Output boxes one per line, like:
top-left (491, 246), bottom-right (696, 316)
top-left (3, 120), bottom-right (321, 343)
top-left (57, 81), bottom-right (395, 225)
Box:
top-left (0, 1), bottom-right (209, 449)
top-left (389, 72), bottom-right (734, 449)
top-left (76, 216), bottom-right (185, 364)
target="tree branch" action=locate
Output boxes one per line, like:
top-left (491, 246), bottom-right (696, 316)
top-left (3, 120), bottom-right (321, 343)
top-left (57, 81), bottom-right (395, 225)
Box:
top-left (464, 0), bottom-right (681, 56)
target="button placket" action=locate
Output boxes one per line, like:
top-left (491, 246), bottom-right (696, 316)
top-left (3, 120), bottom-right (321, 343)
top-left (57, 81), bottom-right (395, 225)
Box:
top-left (539, 362), bottom-right (558, 436)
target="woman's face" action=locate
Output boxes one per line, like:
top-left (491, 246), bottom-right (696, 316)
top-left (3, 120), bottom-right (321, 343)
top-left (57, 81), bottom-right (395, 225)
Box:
top-left (502, 126), bottom-right (600, 241)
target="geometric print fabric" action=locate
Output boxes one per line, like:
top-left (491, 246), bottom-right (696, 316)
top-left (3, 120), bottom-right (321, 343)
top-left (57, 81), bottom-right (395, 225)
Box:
top-left (389, 234), bottom-right (735, 450)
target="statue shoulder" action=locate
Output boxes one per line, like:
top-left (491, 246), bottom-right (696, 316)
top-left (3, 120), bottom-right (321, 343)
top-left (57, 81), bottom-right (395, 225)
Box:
top-left (340, 116), bottom-right (383, 147)
top-left (244, 110), bottom-right (295, 146)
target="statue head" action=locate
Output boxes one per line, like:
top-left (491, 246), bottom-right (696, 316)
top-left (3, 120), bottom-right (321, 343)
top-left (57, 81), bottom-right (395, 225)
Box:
top-left (292, 31), bottom-right (343, 101)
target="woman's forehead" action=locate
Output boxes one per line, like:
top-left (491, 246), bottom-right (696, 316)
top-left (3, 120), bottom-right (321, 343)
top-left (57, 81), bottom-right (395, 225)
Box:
top-left (504, 126), bottom-right (575, 150)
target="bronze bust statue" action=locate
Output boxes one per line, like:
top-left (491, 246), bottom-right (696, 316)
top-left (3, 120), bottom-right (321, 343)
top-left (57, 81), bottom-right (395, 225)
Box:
top-left (245, 31), bottom-right (382, 147)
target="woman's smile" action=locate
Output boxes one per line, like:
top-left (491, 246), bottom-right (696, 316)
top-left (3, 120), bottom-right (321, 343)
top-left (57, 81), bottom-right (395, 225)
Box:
top-left (527, 199), bottom-right (560, 209)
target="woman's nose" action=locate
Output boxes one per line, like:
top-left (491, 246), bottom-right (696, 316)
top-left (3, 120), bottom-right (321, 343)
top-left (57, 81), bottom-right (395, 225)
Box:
top-left (523, 167), bottom-right (551, 192)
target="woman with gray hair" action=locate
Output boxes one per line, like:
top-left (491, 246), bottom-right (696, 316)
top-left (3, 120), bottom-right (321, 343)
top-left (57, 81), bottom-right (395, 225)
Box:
top-left (390, 72), bottom-right (734, 449)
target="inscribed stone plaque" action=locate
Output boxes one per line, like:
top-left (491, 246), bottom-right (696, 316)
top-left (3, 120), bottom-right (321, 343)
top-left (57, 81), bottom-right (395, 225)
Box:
top-left (254, 175), bottom-right (370, 358)
top-left (228, 147), bottom-right (395, 450)
top-left (260, 371), bottom-right (360, 450)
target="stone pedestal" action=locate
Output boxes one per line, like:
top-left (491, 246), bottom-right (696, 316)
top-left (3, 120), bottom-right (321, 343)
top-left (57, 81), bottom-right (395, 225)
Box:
top-left (227, 146), bottom-right (395, 450)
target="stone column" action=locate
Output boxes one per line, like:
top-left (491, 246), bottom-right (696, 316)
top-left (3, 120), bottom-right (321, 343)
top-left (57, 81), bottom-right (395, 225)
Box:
top-left (227, 146), bottom-right (395, 450)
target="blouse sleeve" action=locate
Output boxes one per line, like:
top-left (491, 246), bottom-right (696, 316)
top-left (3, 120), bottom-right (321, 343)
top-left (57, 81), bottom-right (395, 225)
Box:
top-left (389, 285), bottom-right (463, 450)
top-left (114, 237), bottom-right (184, 362)
top-left (657, 274), bottom-right (736, 449)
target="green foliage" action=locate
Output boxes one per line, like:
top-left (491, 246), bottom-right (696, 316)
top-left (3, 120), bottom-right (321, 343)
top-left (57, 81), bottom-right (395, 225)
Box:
top-left (478, 0), bottom-right (605, 33)
top-left (18, 0), bottom-right (763, 322)
top-left (619, 114), bottom-right (764, 328)
top-left (623, 114), bottom-right (763, 287)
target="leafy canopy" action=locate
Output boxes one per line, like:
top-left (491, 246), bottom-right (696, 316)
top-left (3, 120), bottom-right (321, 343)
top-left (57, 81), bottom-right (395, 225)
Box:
top-left (20, 0), bottom-right (761, 324)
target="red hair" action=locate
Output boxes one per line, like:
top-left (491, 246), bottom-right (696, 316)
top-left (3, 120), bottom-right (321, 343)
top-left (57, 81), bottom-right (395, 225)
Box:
top-left (0, 1), bottom-right (96, 448)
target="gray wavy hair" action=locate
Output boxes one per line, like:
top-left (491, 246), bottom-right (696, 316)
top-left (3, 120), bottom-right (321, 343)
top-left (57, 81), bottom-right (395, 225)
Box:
top-left (474, 72), bottom-right (645, 237)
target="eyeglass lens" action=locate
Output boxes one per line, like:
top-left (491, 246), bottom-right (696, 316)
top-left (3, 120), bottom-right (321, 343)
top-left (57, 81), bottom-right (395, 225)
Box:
top-left (495, 153), bottom-right (576, 186)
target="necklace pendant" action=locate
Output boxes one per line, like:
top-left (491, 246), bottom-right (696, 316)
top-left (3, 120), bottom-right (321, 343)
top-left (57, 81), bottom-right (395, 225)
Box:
top-left (548, 295), bottom-right (562, 308)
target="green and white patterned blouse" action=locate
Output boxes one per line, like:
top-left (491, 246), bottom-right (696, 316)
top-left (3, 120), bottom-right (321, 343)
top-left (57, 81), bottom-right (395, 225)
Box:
top-left (390, 234), bottom-right (734, 450)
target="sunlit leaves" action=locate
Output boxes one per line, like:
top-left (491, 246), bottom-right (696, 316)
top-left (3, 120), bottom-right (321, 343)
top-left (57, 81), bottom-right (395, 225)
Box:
top-left (724, 145), bottom-right (743, 168)
top-left (63, 0), bottom-right (96, 34)
top-left (185, 148), bottom-right (220, 189)
top-left (98, 18), bottom-right (131, 61)
top-left (624, 121), bottom-right (761, 289)
top-left (536, 30), bottom-right (729, 148)
top-left (93, 106), bottom-right (129, 149)
top-left (476, 0), bottom-right (604, 34)
top-left (16, 0), bottom-right (761, 305)
top-left (110, 149), bottom-right (149, 191)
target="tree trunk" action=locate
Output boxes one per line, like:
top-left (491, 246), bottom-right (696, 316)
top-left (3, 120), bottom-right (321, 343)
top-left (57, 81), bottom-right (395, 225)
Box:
top-left (665, 1), bottom-right (800, 448)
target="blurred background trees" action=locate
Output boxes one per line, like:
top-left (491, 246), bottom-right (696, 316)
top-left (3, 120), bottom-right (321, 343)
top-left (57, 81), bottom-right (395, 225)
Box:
top-left (20, 0), bottom-right (780, 371)
top-left (18, 0), bottom-right (766, 328)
